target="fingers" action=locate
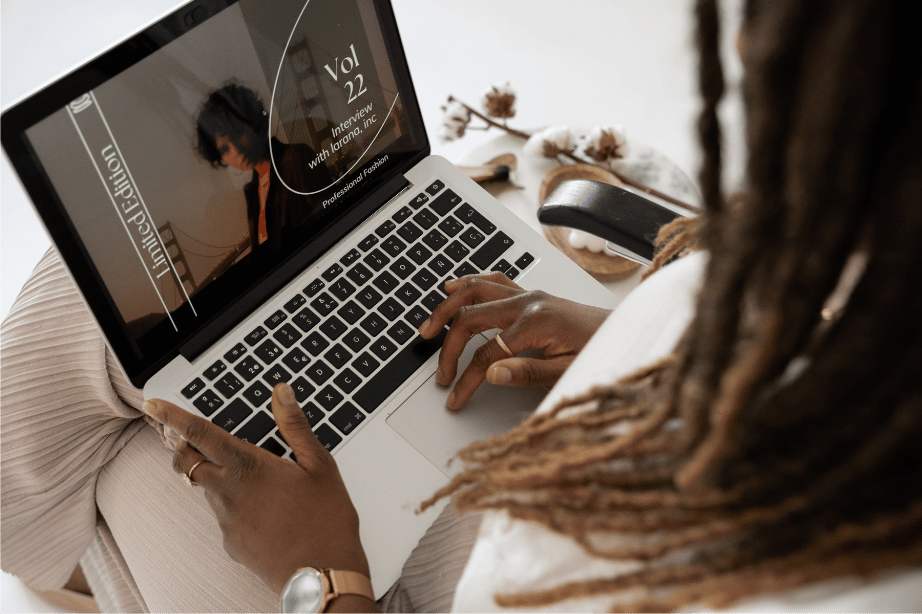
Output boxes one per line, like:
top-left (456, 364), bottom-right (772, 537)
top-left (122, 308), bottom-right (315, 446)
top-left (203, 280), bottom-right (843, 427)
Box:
top-left (172, 438), bottom-right (221, 488)
top-left (270, 382), bottom-right (329, 469)
top-left (143, 399), bottom-right (246, 468)
top-left (418, 272), bottom-right (522, 339)
top-left (486, 356), bottom-right (574, 388)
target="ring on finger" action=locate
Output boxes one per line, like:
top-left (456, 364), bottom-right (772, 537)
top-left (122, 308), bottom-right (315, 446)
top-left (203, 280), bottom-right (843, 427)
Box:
top-left (182, 459), bottom-right (206, 488)
top-left (494, 332), bottom-right (515, 359)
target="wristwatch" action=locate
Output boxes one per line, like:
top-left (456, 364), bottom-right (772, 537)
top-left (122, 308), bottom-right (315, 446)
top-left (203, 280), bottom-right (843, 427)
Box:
top-left (280, 567), bottom-right (374, 613)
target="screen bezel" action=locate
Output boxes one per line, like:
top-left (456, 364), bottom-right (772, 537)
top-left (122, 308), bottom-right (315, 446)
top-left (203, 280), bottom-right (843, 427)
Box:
top-left (1, 0), bottom-right (430, 388)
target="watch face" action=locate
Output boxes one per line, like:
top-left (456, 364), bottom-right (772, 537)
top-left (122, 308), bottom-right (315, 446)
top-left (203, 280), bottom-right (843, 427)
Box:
top-left (282, 568), bottom-right (325, 613)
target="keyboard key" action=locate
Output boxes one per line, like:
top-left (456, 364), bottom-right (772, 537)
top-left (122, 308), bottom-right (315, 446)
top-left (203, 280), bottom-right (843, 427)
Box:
top-left (428, 254), bottom-right (453, 276)
top-left (381, 236), bottom-right (407, 257)
top-left (320, 316), bottom-right (348, 340)
top-left (376, 220), bottom-right (396, 237)
top-left (301, 402), bottom-right (325, 427)
top-left (323, 344), bottom-right (353, 369)
top-left (234, 356), bottom-right (264, 381)
top-left (405, 305), bottom-right (430, 327)
top-left (438, 216), bottom-right (464, 237)
top-left (304, 279), bottom-right (325, 297)
top-left (422, 229), bottom-right (448, 251)
top-left (213, 398), bottom-right (251, 431)
top-left (346, 263), bottom-right (373, 286)
top-left (302, 332), bottom-right (331, 356)
top-left (273, 323), bottom-right (302, 348)
top-left (283, 294), bottom-right (307, 314)
top-left (395, 282), bottom-right (422, 306)
top-left (316, 385), bottom-right (344, 411)
top-left (310, 293), bottom-right (338, 317)
top-left (356, 286), bottom-right (383, 309)
top-left (389, 256), bottom-right (416, 280)
top-left (422, 290), bottom-right (446, 312)
top-left (492, 259), bottom-right (512, 273)
top-left (330, 402), bottom-right (365, 436)
top-left (306, 360), bottom-right (335, 386)
top-left (243, 382), bottom-right (271, 407)
top-left (413, 209), bottom-right (438, 229)
top-left (214, 372), bottom-right (244, 398)
top-left (264, 310), bottom-right (287, 330)
top-left (314, 424), bottom-right (342, 451)
top-left (430, 189), bottom-right (462, 215)
top-left (282, 347), bottom-right (311, 373)
top-left (388, 321), bottom-right (415, 345)
top-left (460, 227), bottom-right (486, 249)
top-left (261, 364), bottom-right (292, 387)
top-left (407, 243), bottom-right (432, 265)
top-left (290, 376), bottom-right (315, 402)
top-left (409, 192), bottom-right (430, 209)
top-left (372, 271), bottom-right (399, 294)
top-left (370, 336), bottom-right (398, 360)
top-left (244, 326), bottom-right (268, 347)
top-left (378, 297), bottom-right (405, 321)
top-left (505, 267), bottom-right (520, 280)
top-left (182, 377), bottom-right (206, 399)
top-left (351, 352), bottom-right (380, 377)
top-left (411, 268), bottom-right (438, 291)
top-left (337, 300), bottom-right (366, 325)
top-left (425, 179), bottom-right (446, 196)
top-left (363, 249), bottom-right (390, 271)
top-left (454, 262), bottom-right (479, 278)
top-left (397, 221), bottom-right (423, 243)
top-left (223, 343), bottom-right (246, 363)
top-left (444, 240), bottom-right (470, 262)
top-left (360, 313), bottom-right (388, 337)
top-left (193, 389), bottom-right (223, 415)
top-left (334, 368), bottom-right (362, 394)
top-left (204, 360), bottom-right (227, 381)
top-left (254, 339), bottom-right (283, 364)
top-left (235, 411), bottom-right (276, 445)
top-left (455, 203), bottom-right (497, 235)
top-left (341, 248), bottom-right (362, 267)
top-left (353, 329), bottom-right (448, 414)
top-left (322, 263), bottom-right (343, 281)
top-left (515, 252), bottom-right (535, 269)
top-left (392, 205), bottom-right (413, 224)
top-left (261, 437), bottom-right (287, 456)
top-left (292, 306), bottom-right (321, 332)
top-left (471, 231), bottom-right (514, 269)
top-left (330, 278), bottom-right (356, 301)
top-left (343, 329), bottom-right (371, 352)
top-left (358, 234), bottom-right (378, 251)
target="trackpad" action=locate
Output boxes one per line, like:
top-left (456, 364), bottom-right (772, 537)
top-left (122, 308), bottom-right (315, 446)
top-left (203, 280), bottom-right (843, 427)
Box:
top-left (386, 333), bottom-right (547, 477)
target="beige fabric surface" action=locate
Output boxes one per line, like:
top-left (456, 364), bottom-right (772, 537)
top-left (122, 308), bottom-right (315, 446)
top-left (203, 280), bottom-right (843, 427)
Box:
top-left (1, 248), bottom-right (480, 612)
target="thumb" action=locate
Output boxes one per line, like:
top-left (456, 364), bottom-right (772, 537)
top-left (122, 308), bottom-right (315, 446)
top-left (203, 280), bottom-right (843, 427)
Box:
top-left (271, 382), bottom-right (326, 466)
top-left (486, 356), bottom-right (573, 388)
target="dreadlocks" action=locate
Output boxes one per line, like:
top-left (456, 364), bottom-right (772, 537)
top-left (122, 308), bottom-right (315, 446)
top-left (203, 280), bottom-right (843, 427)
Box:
top-left (422, 0), bottom-right (922, 610)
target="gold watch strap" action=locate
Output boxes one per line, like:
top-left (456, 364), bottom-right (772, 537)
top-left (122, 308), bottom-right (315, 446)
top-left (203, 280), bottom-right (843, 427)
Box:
top-left (327, 569), bottom-right (374, 603)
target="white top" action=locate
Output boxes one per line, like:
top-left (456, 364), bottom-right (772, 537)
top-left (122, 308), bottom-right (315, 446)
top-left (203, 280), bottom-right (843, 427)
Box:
top-left (451, 251), bottom-right (922, 612)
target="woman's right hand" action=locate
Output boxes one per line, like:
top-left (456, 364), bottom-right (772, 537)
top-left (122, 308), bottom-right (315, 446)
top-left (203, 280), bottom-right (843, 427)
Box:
top-left (417, 272), bottom-right (611, 409)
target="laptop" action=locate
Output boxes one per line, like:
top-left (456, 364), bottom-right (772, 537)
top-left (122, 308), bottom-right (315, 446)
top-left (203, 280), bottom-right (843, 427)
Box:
top-left (1, 0), bottom-right (619, 596)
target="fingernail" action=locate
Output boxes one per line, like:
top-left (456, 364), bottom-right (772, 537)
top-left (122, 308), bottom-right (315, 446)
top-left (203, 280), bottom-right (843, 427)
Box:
top-left (443, 278), bottom-right (459, 290)
top-left (446, 392), bottom-right (457, 410)
top-left (489, 366), bottom-right (512, 385)
top-left (277, 383), bottom-right (296, 405)
top-left (141, 400), bottom-right (157, 416)
top-left (418, 318), bottom-right (432, 336)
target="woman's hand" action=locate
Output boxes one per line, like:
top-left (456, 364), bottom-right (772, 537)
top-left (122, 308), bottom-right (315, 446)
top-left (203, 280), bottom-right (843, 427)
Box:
top-left (418, 272), bottom-right (611, 409)
top-left (142, 383), bottom-right (372, 606)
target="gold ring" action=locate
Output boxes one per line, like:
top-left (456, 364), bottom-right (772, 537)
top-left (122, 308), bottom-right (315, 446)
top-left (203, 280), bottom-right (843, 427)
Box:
top-left (494, 333), bottom-right (515, 359)
top-left (183, 460), bottom-right (206, 488)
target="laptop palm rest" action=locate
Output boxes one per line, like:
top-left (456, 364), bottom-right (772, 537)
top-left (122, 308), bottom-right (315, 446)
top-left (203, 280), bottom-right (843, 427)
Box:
top-left (386, 333), bottom-right (546, 477)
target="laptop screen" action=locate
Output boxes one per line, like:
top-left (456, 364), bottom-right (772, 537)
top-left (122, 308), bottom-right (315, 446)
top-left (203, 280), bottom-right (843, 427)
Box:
top-left (2, 0), bottom-right (428, 385)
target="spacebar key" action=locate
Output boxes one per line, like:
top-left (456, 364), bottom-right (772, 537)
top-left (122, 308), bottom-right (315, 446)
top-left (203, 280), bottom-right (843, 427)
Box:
top-left (353, 329), bottom-right (448, 414)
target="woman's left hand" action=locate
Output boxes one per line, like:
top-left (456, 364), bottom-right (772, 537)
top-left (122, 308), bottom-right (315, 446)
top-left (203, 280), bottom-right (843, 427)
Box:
top-left (142, 383), bottom-right (369, 596)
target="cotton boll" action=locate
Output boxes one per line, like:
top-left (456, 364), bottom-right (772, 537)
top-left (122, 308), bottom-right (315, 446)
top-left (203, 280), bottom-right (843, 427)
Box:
top-left (584, 234), bottom-right (608, 253)
top-left (568, 229), bottom-right (590, 250)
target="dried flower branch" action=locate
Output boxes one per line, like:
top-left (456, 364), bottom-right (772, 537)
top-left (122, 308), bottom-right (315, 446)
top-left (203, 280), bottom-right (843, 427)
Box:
top-left (441, 90), bottom-right (699, 213)
top-left (481, 82), bottom-right (517, 121)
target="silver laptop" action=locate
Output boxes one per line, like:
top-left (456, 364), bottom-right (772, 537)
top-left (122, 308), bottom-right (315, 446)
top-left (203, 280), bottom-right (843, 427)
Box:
top-left (1, 0), bottom-right (618, 596)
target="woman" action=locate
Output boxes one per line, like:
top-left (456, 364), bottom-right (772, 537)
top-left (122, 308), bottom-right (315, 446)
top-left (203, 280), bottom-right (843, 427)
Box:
top-left (195, 83), bottom-right (331, 254)
top-left (143, 0), bottom-right (922, 610)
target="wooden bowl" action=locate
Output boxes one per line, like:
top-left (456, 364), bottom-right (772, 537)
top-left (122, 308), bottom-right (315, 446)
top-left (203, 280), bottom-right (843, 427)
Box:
top-left (538, 164), bottom-right (642, 282)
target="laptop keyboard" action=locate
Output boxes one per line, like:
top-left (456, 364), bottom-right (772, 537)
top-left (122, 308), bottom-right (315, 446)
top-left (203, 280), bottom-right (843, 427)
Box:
top-left (178, 177), bottom-right (536, 459)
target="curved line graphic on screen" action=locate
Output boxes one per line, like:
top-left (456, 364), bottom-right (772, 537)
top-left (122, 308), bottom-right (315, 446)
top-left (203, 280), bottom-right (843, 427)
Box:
top-left (268, 0), bottom-right (400, 196)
